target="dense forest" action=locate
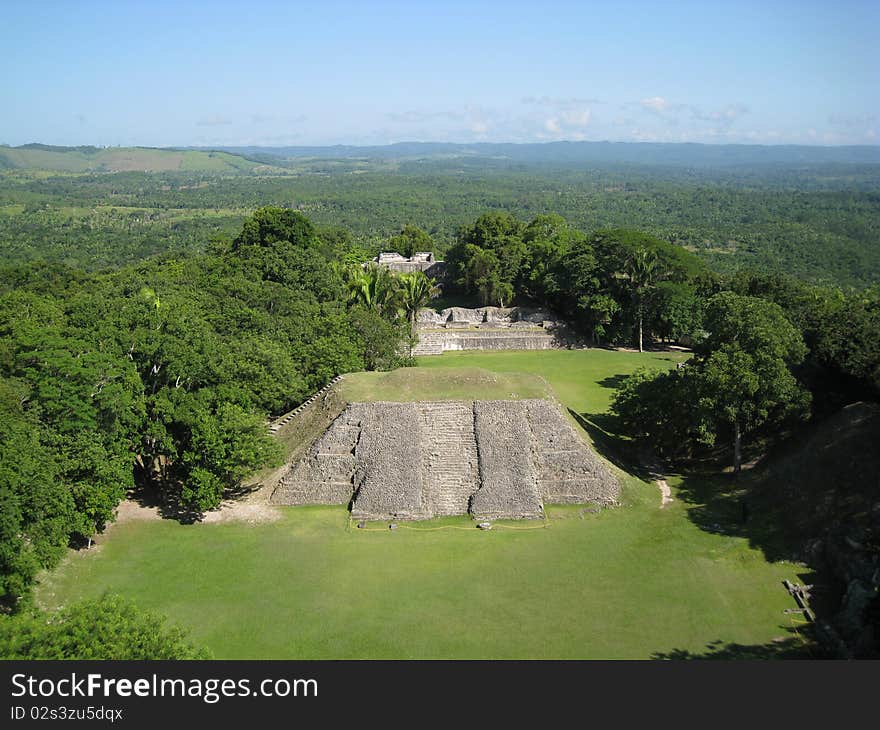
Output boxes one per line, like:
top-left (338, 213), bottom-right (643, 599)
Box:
top-left (1, 156), bottom-right (879, 285)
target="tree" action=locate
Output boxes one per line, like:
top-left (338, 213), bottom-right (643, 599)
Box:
top-left (695, 293), bottom-right (810, 473)
top-left (612, 293), bottom-right (810, 474)
top-left (388, 225), bottom-right (434, 258)
top-left (459, 246), bottom-right (512, 306)
top-left (232, 206), bottom-right (316, 250)
top-left (650, 281), bottom-right (703, 344)
top-left (0, 595), bottom-right (209, 659)
top-left (397, 272), bottom-right (439, 357)
top-left (348, 307), bottom-right (406, 371)
top-left (344, 264), bottom-right (399, 316)
top-left (625, 247), bottom-right (660, 352)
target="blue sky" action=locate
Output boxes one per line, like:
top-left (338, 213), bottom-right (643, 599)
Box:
top-left (2, 0), bottom-right (877, 147)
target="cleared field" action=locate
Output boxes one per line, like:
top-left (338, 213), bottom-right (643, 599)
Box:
top-left (0, 146), bottom-right (263, 173)
top-left (36, 349), bottom-right (810, 659)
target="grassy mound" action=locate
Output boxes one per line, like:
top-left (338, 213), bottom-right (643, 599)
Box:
top-left (338, 366), bottom-right (551, 403)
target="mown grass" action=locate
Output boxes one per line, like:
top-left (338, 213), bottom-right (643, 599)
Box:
top-left (37, 349), bottom-right (811, 659)
top-left (339, 366), bottom-right (551, 403)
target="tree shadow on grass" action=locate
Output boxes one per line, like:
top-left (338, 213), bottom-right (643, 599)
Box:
top-left (652, 627), bottom-right (820, 659)
top-left (673, 468), bottom-right (816, 564)
top-left (568, 409), bottom-right (654, 482)
top-left (595, 374), bottom-right (629, 392)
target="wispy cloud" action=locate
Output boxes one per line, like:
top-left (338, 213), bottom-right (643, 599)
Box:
top-left (828, 113), bottom-right (876, 128)
top-left (691, 103), bottom-right (749, 124)
top-left (387, 110), bottom-right (464, 124)
top-left (640, 96), bottom-right (674, 113)
top-left (196, 115), bottom-right (232, 127)
top-left (522, 96), bottom-right (602, 107)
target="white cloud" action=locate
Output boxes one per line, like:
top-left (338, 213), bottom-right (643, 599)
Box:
top-left (640, 96), bottom-right (671, 113)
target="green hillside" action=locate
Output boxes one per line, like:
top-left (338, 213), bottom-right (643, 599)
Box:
top-left (0, 144), bottom-right (265, 173)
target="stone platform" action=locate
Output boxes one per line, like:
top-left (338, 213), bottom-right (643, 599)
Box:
top-left (271, 399), bottom-right (619, 520)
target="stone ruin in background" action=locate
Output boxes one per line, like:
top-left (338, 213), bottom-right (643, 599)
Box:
top-left (373, 251), bottom-right (447, 278)
top-left (271, 399), bottom-right (620, 521)
top-left (412, 306), bottom-right (567, 355)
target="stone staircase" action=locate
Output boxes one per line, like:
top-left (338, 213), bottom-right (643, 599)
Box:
top-left (411, 331), bottom-right (446, 356)
top-left (268, 375), bottom-right (344, 433)
top-left (417, 401), bottom-right (480, 516)
top-left (271, 408), bottom-right (362, 504)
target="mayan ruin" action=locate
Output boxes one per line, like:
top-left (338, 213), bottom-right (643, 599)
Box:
top-left (373, 251), bottom-right (447, 278)
top-left (412, 306), bottom-right (563, 355)
top-left (271, 398), bottom-right (620, 520)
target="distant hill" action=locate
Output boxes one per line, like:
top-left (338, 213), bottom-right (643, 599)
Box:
top-left (0, 145), bottom-right (267, 173)
top-left (213, 140), bottom-right (880, 167)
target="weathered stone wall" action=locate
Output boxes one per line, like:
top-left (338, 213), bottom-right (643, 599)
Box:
top-left (272, 399), bottom-right (620, 519)
top-left (470, 401), bottom-right (543, 519)
top-left (416, 306), bottom-right (555, 326)
top-left (412, 306), bottom-right (561, 356)
top-left (526, 400), bottom-right (619, 506)
top-left (351, 403), bottom-right (427, 520)
top-left (412, 329), bottom-right (556, 356)
top-left (271, 403), bottom-right (365, 505)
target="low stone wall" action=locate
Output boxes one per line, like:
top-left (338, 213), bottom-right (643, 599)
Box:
top-left (268, 375), bottom-right (345, 434)
top-left (412, 306), bottom-right (562, 356)
top-left (412, 329), bottom-right (556, 356)
top-left (271, 399), bottom-right (620, 519)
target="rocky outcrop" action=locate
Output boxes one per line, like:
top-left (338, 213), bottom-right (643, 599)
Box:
top-left (272, 399), bottom-right (620, 520)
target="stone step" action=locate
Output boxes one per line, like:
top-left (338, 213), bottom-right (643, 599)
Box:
top-left (417, 401), bottom-right (479, 516)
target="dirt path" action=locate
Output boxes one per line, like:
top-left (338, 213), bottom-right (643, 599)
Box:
top-left (112, 482), bottom-right (281, 527)
top-left (656, 478), bottom-right (674, 508)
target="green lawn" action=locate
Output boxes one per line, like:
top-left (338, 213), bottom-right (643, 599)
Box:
top-left (339, 366), bottom-right (552, 403)
top-left (37, 349), bottom-right (809, 659)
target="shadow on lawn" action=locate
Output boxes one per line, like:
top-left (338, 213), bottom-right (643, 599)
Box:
top-left (571, 405), bottom-right (828, 659)
top-left (652, 627), bottom-right (820, 659)
top-left (129, 470), bottom-right (261, 524)
top-left (595, 374), bottom-right (629, 392)
top-left (569, 409), bottom-right (653, 482)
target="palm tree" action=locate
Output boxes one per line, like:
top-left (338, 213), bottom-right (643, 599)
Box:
top-left (625, 247), bottom-right (659, 352)
top-left (345, 264), bottom-right (398, 315)
top-left (398, 271), bottom-right (439, 356)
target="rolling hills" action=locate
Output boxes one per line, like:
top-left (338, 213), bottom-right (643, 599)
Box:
top-left (0, 144), bottom-right (268, 174)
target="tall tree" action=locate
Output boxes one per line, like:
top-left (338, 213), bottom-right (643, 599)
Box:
top-left (344, 264), bottom-right (399, 316)
top-left (613, 293), bottom-right (810, 474)
top-left (397, 272), bottom-right (439, 357)
top-left (388, 225), bottom-right (434, 258)
top-left (626, 246), bottom-right (660, 352)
